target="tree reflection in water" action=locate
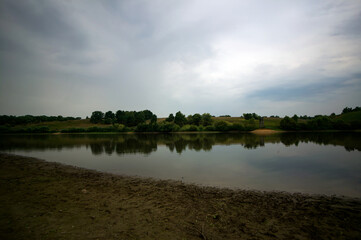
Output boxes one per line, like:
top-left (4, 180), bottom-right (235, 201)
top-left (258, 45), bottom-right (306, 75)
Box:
top-left (0, 132), bottom-right (360, 155)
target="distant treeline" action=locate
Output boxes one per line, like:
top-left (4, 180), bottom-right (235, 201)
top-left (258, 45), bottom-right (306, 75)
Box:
top-left (280, 107), bottom-right (361, 131)
top-left (1, 106), bottom-right (360, 133)
top-left (90, 110), bottom-right (157, 126)
top-left (342, 106), bottom-right (361, 114)
top-left (0, 115), bottom-right (81, 125)
top-left (89, 110), bottom-right (257, 132)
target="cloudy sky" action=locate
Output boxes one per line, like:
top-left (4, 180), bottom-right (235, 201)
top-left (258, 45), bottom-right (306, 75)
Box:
top-left (0, 0), bottom-right (360, 118)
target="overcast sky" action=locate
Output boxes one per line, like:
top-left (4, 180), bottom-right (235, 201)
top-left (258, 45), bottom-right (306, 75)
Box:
top-left (1, 0), bottom-right (360, 118)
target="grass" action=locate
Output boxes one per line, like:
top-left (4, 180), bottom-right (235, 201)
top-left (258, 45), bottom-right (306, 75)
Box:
top-left (10, 119), bottom-right (113, 132)
top-left (334, 111), bottom-right (361, 122)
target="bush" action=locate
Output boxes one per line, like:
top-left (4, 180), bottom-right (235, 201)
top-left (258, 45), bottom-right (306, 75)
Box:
top-left (135, 123), bottom-right (149, 132)
top-left (136, 123), bottom-right (159, 132)
top-left (350, 121), bottom-right (361, 129)
top-left (214, 121), bottom-right (229, 131)
top-left (204, 125), bottom-right (215, 131)
top-left (0, 126), bottom-right (11, 133)
top-left (333, 120), bottom-right (350, 130)
top-left (280, 116), bottom-right (298, 130)
top-left (86, 127), bottom-right (116, 132)
top-left (113, 123), bottom-right (125, 132)
top-left (61, 128), bottom-right (86, 133)
top-left (158, 122), bottom-right (180, 132)
top-left (29, 126), bottom-right (51, 133)
top-left (244, 119), bottom-right (257, 131)
top-left (180, 124), bottom-right (199, 132)
top-left (229, 123), bottom-right (244, 131)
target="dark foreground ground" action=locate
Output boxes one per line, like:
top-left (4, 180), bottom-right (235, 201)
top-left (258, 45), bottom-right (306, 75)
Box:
top-left (0, 153), bottom-right (360, 240)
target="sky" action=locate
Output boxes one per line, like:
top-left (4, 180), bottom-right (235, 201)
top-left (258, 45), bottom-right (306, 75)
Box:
top-left (0, 0), bottom-right (360, 118)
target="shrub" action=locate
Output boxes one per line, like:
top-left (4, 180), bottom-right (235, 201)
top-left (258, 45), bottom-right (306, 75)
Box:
top-left (333, 120), bottom-right (350, 130)
top-left (158, 122), bottom-right (180, 132)
top-left (30, 126), bottom-right (51, 133)
top-left (61, 128), bottom-right (86, 133)
top-left (86, 127), bottom-right (115, 132)
top-left (244, 119), bottom-right (257, 131)
top-left (135, 123), bottom-right (159, 132)
top-left (280, 116), bottom-right (297, 130)
top-left (350, 121), bottom-right (361, 129)
top-left (180, 124), bottom-right (198, 132)
top-left (204, 125), bottom-right (215, 131)
top-left (229, 123), bottom-right (244, 131)
top-left (214, 121), bottom-right (229, 131)
top-left (0, 126), bottom-right (11, 133)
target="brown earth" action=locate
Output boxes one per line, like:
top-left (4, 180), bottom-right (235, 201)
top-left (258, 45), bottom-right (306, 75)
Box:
top-left (0, 153), bottom-right (360, 240)
top-left (251, 129), bottom-right (280, 135)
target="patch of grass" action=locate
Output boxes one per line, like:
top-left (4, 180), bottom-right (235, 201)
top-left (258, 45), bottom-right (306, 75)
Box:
top-left (9, 119), bottom-right (113, 132)
top-left (335, 111), bottom-right (361, 122)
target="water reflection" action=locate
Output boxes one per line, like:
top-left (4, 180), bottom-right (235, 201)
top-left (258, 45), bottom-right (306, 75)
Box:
top-left (1, 132), bottom-right (361, 197)
top-left (0, 132), bottom-right (360, 155)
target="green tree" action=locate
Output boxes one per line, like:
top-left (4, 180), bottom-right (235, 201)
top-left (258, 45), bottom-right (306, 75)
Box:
top-left (186, 115), bottom-right (194, 125)
top-left (243, 113), bottom-right (259, 120)
top-left (150, 114), bottom-right (157, 124)
top-left (104, 111), bottom-right (115, 124)
top-left (243, 113), bottom-right (252, 120)
top-left (166, 113), bottom-right (174, 122)
top-left (214, 121), bottom-right (229, 131)
top-left (280, 116), bottom-right (297, 130)
top-left (174, 111), bottom-right (186, 127)
top-left (192, 113), bottom-right (202, 126)
top-left (90, 111), bottom-right (104, 123)
top-left (134, 112), bottom-right (145, 126)
top-left (115, 110), bottom-right (126, 124)
top-left (142, 110), bottom-right (153, 120)
top-left (201, 113), bottom-right (213, 126)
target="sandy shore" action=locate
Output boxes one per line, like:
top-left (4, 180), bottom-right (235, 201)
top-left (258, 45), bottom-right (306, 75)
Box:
top-left (251, 129), bottom-right (280, 135)
top-left (0, 153), bottom-right (360, 240)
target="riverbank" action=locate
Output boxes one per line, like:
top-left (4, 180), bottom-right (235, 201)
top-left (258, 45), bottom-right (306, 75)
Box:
top-left (1, 153), bottom-right (360, 239)
top-left (251, 129), bottom-right (281, 135)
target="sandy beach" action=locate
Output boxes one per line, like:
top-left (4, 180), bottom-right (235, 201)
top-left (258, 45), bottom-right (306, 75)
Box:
top-left (0, 153), bottom-right (360, 240)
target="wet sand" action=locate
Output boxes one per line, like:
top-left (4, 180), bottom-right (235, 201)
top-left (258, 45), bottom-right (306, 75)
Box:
top-left (251, 129), bottom-right (280, 135)
top-left (0, 153), bottom-right (360, 240)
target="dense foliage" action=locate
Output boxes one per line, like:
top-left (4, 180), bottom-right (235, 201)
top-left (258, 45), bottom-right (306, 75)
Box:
top-left (342, 106), bottom-right (361, 114)
top-left (280, 115), bottom-right (361, 131)
top-left (90, 110), bottom-right (157, 126)
top-left (243, 113), bottom-right (260, 120)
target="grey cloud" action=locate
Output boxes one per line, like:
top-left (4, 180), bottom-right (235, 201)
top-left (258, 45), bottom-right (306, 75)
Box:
top-left (248, 75), bottom-right (361, 101)
top-left (334, 12), bottom-right (361, 37)
top-left (0, 0), bottom-right (88, 50)
top-left (1, 0), bottom-right (361, 117)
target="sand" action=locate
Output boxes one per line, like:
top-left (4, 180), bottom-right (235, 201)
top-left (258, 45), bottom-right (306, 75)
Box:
top-left (0, 153), bottom-right (360, 240)
top-left (251, 129), bottom-right (280, 135)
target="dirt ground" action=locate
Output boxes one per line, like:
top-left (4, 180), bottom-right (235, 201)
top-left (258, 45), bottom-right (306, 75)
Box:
top-left (0, 153), bottom-right (360, 240)
top-left (251, 129), bottom-right (280, 135)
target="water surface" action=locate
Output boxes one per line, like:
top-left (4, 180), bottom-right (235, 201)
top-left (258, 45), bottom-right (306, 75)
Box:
top-left (1, 132), bottom-right (360, 197)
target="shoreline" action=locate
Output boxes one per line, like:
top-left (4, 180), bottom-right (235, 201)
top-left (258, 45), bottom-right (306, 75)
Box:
top-left (2, 129), bottom-right (361, 135)
top-left (1, 153), bottom-right (360, 239)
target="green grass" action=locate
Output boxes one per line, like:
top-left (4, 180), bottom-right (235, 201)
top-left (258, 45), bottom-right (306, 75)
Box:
top-left (10, 119), bottom-right (113, 132)
top-left (335, 111), bottom-right (361, 122)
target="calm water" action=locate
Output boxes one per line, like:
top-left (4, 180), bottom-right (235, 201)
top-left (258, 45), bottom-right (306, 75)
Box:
top-left (1, 132), bottom-right (361, 197)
